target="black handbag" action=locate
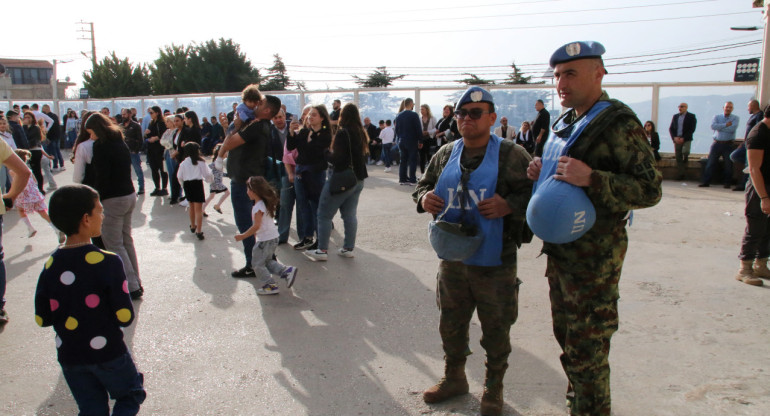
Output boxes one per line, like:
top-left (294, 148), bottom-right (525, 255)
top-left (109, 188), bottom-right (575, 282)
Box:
top-left (328, 129), bottom-right (358, 194)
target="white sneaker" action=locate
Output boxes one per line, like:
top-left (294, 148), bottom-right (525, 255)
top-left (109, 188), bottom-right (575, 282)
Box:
top-left (257, 283), bottom-right (280, 295)
top-left (281, 266), bottom-right (298, 288)
top-left (384, 167), bottom-right (391, 173)
top-left (376, 161), bottom-right (384, 166)
top-left (338, 248), bottom-right (354, 258)
top-left (304, 249), bottom-right (328, 261)
top-left (179, 199), bottom-right (189, 207)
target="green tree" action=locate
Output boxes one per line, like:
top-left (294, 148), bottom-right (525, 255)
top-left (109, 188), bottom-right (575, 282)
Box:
top-left (502, 61), bottom-right (544, 85)
top-left (82, 52), bottom-right (151, 98)
top-left (457, 73), bottom-right (495, 85)
top-left (262, 54), bottom-right (291, 91)
top-left (150, 38), bottom-right (260, 95)
top-left (149, 44), bottom-right (193, 95)
top-left (188, 38), bottom-right (260, 93)
top-left (352, 66), bottom-right (405, 88)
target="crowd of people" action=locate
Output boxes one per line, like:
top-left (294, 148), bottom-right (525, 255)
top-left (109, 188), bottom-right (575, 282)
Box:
top-left (0, 39), bottom-right (765, 416)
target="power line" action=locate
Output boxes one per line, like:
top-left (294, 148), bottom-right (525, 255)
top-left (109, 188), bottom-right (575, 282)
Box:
top-left (340, 0), bottom-right (570, 16)
top-left (276, 39), bottom-right (760, 72)
top-left (336, 0), bottom-right (719, 28)
top-left (295, 10), bottom-right (758, 39)
top-left (607, 59), bottom-right (740, 75)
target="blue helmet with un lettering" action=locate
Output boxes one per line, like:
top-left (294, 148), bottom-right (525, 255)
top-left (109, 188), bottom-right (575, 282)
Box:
top-left (526, 176), bottom-right (596, 244)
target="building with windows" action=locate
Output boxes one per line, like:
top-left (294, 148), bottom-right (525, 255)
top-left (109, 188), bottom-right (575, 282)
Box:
top-left (0, 58), bottom-right (74, 100)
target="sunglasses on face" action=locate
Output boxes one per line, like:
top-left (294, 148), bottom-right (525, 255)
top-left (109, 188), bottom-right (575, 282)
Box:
top-left (454, 108), bottom-right (489, 120)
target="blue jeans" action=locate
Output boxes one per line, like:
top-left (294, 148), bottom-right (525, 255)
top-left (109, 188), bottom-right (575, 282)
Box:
top-left (278, 175), bottom-right (302, 243)
top-left (130, 153), bottom-right (144, 192)
top-left (294, 169), bottom-right (325, 240)
top-left (66, 129), bottom-right (77, 148)
top-left (317, 179), bottom-right (364, 251)
top-left (60, 352), bottom-right (146, 416)
top-left (381, 143), bottom-right (393, 167)
top-left (251, 238), bottom-right (287, 287)
top-left (44, 139), bottom-right (64, 169)
top-left (230, 181), bottom-right (255, 267)
top-left (0, 216), bottom-right (5, 310)
top-left (702, 140), bottom-right (734, 185)
top-left (730, 144), bottom-right (749, 189)
top-left (163, 150), bottom-right (174, 179)
top-left (398, 142), bottom-right (418, 183)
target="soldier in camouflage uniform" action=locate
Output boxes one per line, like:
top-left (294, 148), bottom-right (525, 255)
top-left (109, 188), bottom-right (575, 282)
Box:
top-left (527, 42), bottom-right (662, 415)
top-left (413, 86), bottom-right (533, 416)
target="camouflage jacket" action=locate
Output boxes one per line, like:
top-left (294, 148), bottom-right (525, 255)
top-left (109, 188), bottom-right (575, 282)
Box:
top-left (543, 91), bottom-right (663, 263)
top-left (413, 137), bottom-right (533, 262)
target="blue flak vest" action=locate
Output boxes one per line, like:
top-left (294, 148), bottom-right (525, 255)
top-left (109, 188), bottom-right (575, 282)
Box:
top-left (535, 101), bottom-right (612, 189)
top-left (434, 135), bottom-right (503, 266)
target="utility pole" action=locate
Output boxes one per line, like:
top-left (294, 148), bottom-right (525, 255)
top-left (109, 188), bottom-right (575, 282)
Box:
top-left (77, 20), bottom-right (96, 68)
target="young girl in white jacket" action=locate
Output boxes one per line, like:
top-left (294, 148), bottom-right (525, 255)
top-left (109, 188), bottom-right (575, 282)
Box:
top-left (177, 142), bottom-right (212, 240)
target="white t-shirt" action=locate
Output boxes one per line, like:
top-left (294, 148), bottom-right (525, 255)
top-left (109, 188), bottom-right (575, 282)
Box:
top-left (379, 126), bottom-right (395, 144)
top-left (252, 200), bottom-right (279, 241)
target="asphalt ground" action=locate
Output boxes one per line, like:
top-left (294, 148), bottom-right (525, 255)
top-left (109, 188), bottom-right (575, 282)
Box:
top-left (1, 154), bottom-right (768, 415)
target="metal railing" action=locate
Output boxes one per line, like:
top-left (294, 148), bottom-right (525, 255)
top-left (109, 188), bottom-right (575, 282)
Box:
top-left (0, 81), bottom-right (757, 154)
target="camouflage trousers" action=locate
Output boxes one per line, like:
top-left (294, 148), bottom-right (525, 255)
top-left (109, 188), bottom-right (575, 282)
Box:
top-left (436, 259), bottom-right (521, 369)
top-left (545, 243), bottom-right (626, 416)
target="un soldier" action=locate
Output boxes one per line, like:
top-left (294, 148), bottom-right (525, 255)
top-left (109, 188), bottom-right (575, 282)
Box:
top-left (413, 86), bottom-right (532, 416)
top-left (527, 41), bottom-right (662, 415)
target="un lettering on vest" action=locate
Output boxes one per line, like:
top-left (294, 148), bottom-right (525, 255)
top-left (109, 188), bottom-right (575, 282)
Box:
top-left (542, 135), bottom-right (567, 163)
top-left (572, 210), bottom-right (587, 234)
top-left (446, 185), bottom-right (488, 209)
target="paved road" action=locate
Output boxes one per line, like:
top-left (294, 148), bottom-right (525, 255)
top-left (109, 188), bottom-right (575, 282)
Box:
top-left (1, 158), bottom-right (768, 415)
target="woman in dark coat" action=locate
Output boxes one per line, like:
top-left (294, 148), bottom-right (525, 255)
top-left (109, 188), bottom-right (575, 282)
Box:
top-left (85, 112), bottom-right (144, 299)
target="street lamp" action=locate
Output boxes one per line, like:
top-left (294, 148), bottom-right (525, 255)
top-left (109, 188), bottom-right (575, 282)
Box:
top-left (51, 59), bottom-right (73, 102)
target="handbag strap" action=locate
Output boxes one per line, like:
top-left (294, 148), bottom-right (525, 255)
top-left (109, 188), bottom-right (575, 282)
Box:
top-left (342, 128), bottom-right (354, 169)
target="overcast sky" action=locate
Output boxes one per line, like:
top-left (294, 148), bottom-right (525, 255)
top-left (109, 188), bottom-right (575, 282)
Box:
top-left (4, 0), bottom-right (765, 95)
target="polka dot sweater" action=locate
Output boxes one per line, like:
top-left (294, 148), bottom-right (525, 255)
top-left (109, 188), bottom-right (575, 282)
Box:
top-left (34, 245), bottom-right (135, 365)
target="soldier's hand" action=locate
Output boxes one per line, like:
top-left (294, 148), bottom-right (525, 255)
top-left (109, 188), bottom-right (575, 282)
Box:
top-left (554, 156), bottom-right (592, 187)
top-left (421, 191), bottom-right (445, 215)
top-left (527, 157), bottom-right (542, 180)
top-left (478, 193), bottom-right (512, 219)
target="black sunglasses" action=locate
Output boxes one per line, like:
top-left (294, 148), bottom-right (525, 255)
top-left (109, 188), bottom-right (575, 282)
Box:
top-left (454, 108), bottom-right (489, 120)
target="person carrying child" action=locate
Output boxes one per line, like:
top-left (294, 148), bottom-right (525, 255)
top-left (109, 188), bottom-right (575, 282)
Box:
top-left (226, 84), bottom-right (263, 135)
top-left (176, 142), bottom-right (212, 240)
top-left (203, 143), bottom-right (230, 217)
top-left (234, 176), bottom-right (298, 295)
top-left (34, 184), bottom-right (146, 415)
top-left (11, 149), bottom-right (64, 243)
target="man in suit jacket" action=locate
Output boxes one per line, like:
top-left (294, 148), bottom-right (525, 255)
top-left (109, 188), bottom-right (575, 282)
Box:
top-left (669, 102), bottom-right (697, 180)
top-left (493, 117), bottom-right (515, 139)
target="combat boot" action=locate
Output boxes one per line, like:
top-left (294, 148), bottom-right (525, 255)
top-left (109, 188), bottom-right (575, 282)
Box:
top-left (423, 361), bottom-right (469, 404)
top-left (480, 363), bottom-right (507, 416)
top-left (752, 258), bottom-right (770, 279)
top-left (736, 260), bottom-right (763, 286)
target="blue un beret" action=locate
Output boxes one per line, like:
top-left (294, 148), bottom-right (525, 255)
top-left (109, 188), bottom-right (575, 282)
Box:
top-left (456, 86), bottom-right (494, 108)
top-left (549, 41), bottom-right (606, 68)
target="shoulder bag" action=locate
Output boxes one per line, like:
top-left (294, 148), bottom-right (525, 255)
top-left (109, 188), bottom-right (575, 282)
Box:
top-left (328, 129), bottom-right (358, 194)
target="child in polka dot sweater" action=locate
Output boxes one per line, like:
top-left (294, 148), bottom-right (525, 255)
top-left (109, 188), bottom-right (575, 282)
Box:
top-left (34, 185), bottom-right (146, 415)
